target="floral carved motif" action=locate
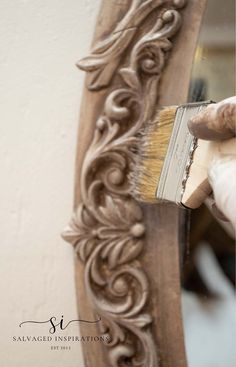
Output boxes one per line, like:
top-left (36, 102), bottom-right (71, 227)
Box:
top-left (63, 1), bottom-right (187, 366)
top-left (77, 0), bottom-right (187, 91)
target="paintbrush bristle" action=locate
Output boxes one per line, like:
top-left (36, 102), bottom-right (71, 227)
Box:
top-left (130, 106), bottom-right (177, 203)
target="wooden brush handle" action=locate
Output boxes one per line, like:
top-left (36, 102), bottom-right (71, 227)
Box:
top-left (182, 137), bottom-right (236, 209)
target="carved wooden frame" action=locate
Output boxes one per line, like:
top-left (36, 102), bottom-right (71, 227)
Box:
top-left (63, 1), bottom-right (207, 366)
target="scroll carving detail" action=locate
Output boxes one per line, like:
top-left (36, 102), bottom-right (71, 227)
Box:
top-left (63, 1), bottom-right (187, 366)
top-left (77, 0), bottom-right (187, 91)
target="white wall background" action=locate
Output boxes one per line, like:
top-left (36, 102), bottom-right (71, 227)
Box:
top-left (0, 1), bottom-right (100, 366)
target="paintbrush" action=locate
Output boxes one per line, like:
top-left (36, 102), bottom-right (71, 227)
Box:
top-left (130, 101), bottom-right (236, 209)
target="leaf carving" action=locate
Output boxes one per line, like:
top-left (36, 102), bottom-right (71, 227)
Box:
top-left (119, 68), bottom-right (141, 91)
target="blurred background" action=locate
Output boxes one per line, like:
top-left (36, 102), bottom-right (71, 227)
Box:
top-left (184, 1), bottom-right (235, 367)
top-left (189, 0), bottom-right (235, 102)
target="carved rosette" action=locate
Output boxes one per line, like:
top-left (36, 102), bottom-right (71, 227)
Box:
top-left (63, 1), bottom-right (187, 366)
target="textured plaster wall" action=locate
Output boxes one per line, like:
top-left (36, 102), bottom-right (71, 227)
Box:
top-left (0, 1), bottom-right (100, 366)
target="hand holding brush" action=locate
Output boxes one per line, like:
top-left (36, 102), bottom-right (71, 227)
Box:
top-left (188, 96), bottom-right (236, 225)
top-left (130, 97), bottom-right (236, 221)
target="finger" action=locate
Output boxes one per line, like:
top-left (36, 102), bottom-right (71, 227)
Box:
top-left (208, 155), bottom-right (236, 226)
top-left (188, 96), bottom-right (236, 140)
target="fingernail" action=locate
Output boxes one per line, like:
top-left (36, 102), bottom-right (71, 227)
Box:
top-left (188, 109), bottom-right (215, 139)
top-left (188, 117), bottom-right (222, 140)
top-left (188, 113), bottom-right (226, 140)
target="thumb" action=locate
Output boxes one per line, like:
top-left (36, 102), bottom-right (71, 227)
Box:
top-left (208, 156), bottom-right (236, 226)
top-left (188, 96), bottom-right (236, 140)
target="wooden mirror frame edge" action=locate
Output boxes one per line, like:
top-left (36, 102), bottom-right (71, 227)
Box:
top-left (62, 1), bottom-right (207, 366)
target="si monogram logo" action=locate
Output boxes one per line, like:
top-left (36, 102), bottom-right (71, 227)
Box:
top-left (19, 315), bottom-right (101, 334)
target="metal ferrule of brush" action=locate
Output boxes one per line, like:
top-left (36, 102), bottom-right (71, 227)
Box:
top-left (156, 101), bottom-right (212, 207)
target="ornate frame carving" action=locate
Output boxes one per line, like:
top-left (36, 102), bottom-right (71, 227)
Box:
top-left (62, 1), bottom-right (207, 366)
